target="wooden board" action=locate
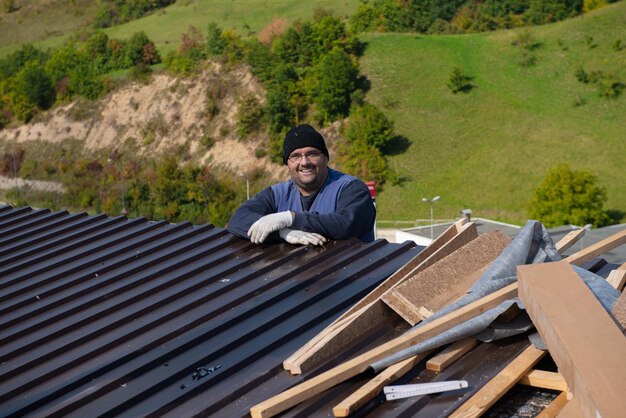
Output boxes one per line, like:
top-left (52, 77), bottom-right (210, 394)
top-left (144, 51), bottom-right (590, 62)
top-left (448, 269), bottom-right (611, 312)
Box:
top-left (565, 228), bottom-right (626, 266)
top-left (519, 370), bottom-right (567, 391)
top-left (449, 344), bottom-right (545, 418)
top-left (382, 230), bottom-right (511, 325)
top-left (283, 219), bottom-right (476, 374)
top-left (332, 351), bottom-right (432, 417)
top-left (610, 289), bottom-right (626, 334)
top-left (556, 397), bottom-right (585, 418)
top-left (554, 228), bottom-right (586, 254)
top-left (536, 392), bottom-right (568, 418)
top-left (425, 338), bottom-right (478, 372)
top-left (606, 261), bottom-right (626, 291)
top-left (517, 261), bottom-right (626, 418)
top-left (250, 282), bottom-right (519, 418)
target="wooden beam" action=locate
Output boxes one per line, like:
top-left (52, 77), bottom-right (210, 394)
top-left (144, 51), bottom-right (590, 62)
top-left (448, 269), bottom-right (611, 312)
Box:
top-left (425, 338), bottom-right (478, 372)
top-left (554, 228), bottom-right (586, 254)
top-left (517, 261), bottom-right (626, 418)
top-left (249, 282), bottom-right (519, 418)
top-left (536, 391), bottom-right (568, 418)
top-left (519, 370), bottom-right (567, 391)
top-left (565, 228), bottom-right (626, 266)
top-left (332, 351), bottom-right (432, 417)
top-left (606, 261), bottom-right (626, 291)
top-left (449, 344), bottom-right (545, 418)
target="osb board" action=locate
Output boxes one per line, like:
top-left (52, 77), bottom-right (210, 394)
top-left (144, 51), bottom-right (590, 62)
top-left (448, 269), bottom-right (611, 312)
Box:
top-left (382, 230), bottom-right (511, 325)
top-left (518, 261), bottom-right (626, 418)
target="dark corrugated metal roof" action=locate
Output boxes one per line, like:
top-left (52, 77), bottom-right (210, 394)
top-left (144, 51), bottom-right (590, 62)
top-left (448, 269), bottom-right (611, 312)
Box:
top-left (0, 205), bottom-right (421, 417)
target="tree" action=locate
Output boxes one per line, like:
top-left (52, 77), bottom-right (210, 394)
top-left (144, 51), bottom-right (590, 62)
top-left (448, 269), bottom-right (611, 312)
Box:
top-left (13, 61), bottom-right (56, 110)
top-left (346, 102), bottom-right (395, 151)
top-left (447, 67), bottom-right (474, 93)
top-left (526, 163), bottom-right (610, 227)
top-left (310, 47), bottom-right (357, 122)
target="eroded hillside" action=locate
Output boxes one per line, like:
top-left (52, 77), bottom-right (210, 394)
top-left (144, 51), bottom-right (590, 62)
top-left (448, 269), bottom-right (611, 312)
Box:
top-left (0, 62), bottom-right (284, 179)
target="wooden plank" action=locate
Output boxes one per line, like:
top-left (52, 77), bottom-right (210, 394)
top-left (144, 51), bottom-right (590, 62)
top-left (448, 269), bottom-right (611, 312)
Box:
top-left (557, 397), bottom-right (586, 418)
top-left (382, 230), bottom-right (510, 325)
top-left (249, 282), bottom-right (519, 418)
top-left (610, 288), bottom-right (626, 334)
top-left (517, 261), bottom-right (626, 418)
top-left (606, 261), bottom-right (626, 291)
top-left (554, 228), bottom-right (586, 254)
top-left (565, 228), bottom-right (626, 266)
top-left (536, 392), bottom-right (568, 418)
top-left (519, 370), bottom-right (567, 391)
top-left (283, 219), bottom-right (476, 374)
top-left (425, 338), bottom-right (478, 372)
top-left (449, 344), bottom-right (545, 418)
top-left (332, 351), bottom-right (432, 417)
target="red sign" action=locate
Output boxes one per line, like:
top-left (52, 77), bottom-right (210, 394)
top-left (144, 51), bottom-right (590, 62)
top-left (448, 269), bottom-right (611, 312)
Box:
top-left (365, 181), bottom-right (376, 198)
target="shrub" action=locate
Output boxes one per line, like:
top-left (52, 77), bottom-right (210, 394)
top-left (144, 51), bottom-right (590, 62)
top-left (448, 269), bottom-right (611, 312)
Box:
top-left (206, 23), bottom-right (226, 56)
top-left (13, 61), bottom-right (56, 110)
top-left (347, 102), bottom-right (395, 151)
top-left (236, 94), bottom-right (263, 139)
top-left (200, 134), bottom-right (215, 149)
top-left (575, 66), bottom-right (589, 83)
top-left (526, 163), bottom-right (610, 227)
top-left (447, 67), bottom-right (475, 93)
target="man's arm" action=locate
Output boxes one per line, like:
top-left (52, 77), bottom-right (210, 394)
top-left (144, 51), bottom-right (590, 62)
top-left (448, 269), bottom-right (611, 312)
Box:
top-left (227, 187), bottom-right (282, 243)
top-left (291, 180), bottom-right (376, 241)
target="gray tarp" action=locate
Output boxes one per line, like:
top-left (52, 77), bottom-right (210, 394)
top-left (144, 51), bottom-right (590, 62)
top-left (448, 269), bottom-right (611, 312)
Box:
top-left (370, 220), bottom-right (620, 372)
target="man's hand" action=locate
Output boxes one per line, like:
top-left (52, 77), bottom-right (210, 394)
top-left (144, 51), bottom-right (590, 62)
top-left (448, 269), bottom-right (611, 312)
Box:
top-left (247, 211), bottom-right (293, 244)
top-left (279, 228), bottom-right (327, 246)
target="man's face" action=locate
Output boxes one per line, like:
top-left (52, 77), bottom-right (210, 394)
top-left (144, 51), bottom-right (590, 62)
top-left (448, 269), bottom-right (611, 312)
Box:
top-left (286, 146), bottom-right (329, 196)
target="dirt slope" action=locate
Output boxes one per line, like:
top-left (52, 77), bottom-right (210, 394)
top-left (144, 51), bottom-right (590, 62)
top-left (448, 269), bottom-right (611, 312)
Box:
top-left (0, 62), bottom-right (284, 179)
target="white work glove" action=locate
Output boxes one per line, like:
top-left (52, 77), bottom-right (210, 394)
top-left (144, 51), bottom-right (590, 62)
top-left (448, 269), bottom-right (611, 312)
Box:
top-left (247, 211), bottom-right (293, 244)
top-left (279, 228), bottom-right (327, 246)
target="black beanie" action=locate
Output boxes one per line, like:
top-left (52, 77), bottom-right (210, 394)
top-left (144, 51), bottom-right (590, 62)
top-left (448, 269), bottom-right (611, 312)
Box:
top-left (282, 124), bottom-right (329, 165)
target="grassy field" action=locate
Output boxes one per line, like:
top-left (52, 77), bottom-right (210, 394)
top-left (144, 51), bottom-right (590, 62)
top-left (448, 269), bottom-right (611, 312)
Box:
top-left (1, 1), bottom-right (624, 225)
top-left (0, 0), bottom-right (360, 57)
top-left (360, 2), bottom-right (626, 224)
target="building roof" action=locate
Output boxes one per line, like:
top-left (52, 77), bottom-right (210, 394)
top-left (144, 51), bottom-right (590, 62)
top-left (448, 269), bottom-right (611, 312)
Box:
top-left (397, 218), bottom-right (522, 246)
top-left (0, 205), bottom-right (422, 417)
top-left (399, 217), bottom-right (626, 265)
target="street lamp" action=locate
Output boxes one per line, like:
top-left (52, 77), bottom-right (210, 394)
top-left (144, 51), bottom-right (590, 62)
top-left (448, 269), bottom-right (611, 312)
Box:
top-left (422, 195), bottom-right (440, 240)
top-left (109, 156), bottom-right (127, 216)
top-left (239, 173), bottom-right (250, 201)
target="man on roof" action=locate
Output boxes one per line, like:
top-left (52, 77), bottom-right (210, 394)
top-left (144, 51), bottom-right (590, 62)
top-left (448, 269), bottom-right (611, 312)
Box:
top-left (227, 124), bottom-right (376, 246)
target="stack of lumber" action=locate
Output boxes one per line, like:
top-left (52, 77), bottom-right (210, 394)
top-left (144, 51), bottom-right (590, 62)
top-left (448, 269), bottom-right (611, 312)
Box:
top-left (250, 222), bottom-right (626, 418)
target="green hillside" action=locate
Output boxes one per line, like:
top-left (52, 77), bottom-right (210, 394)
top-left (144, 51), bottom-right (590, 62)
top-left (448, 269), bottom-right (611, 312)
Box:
top-left (360, 2), bottom-right (626, 224)
top-left (0, 0), bottom-right (360, 57)
top-left (1, 1), bottom-right (624, 226)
